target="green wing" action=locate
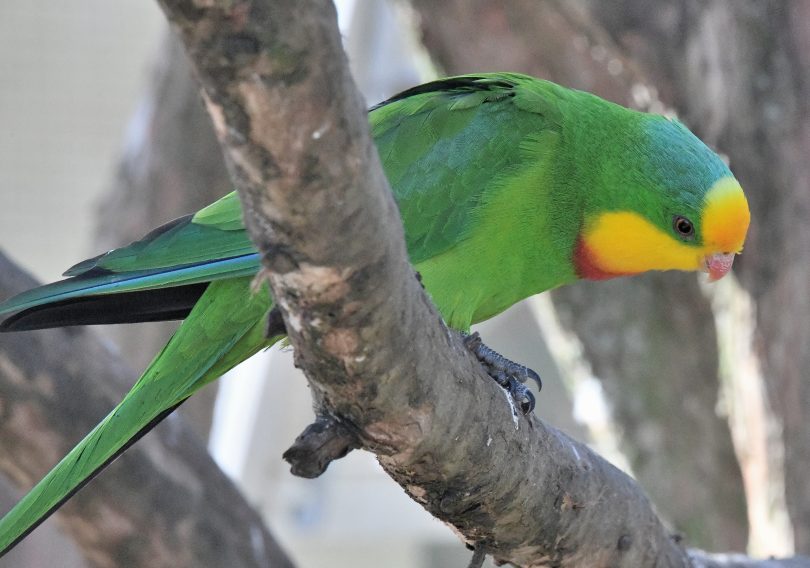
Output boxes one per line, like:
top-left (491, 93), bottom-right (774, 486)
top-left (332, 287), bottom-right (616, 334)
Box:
top-left (371, 73), bottom-right (561, 265)
top-left (0, 73), bottom-right (561, 325)
top-left (371, 73), bottom-right (568, 326)
top-left (65, 192), bottom-right (252, 275)
top-left (0, 193), bottom-right (259, 329)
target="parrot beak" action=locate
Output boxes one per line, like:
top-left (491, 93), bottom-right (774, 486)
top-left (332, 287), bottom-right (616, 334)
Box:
top-left (700, 177), bottom-right (749, 282)
top-left (703, 252), bottom-right (735, 281)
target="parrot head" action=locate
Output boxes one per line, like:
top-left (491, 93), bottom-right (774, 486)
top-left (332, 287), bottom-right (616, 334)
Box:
top-left (574, 113), bottom-right (750, 282)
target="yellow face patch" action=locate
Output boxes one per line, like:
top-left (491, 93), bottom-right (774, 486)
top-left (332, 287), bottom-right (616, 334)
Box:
top-left (702, 177), bottom-right (750, 254)
top-left (577, 177), bottom-right (750, 279)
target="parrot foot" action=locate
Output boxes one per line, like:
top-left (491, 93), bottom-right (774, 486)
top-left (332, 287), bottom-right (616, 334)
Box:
top-left (462, 331), bottom-right (541, 414)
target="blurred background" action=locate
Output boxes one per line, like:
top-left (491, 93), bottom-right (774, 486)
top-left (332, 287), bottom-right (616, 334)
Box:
top-left (0, 1), bottom-right (808, 566)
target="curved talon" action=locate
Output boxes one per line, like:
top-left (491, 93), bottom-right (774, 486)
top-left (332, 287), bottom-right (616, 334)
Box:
top-left (523, 366), bottom-right (542, 392)
top-left (508, 378), bottom-right (535, 415)
top-left (462, 330), bottom-right (540, 415)
top-left (522, 390), bottom-right (535, 415)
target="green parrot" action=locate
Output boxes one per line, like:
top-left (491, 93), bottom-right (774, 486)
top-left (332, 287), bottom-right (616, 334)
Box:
top-left (0, 73), bottom-right (750, 555)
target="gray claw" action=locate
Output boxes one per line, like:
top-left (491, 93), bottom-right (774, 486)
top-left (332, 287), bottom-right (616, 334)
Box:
top-left (462, 331), bottom-right (540, 415)
top-left (508, 378), bottom-right (535, 414)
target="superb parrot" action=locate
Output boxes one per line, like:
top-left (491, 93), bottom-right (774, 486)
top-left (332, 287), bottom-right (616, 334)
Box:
top-left (0, 73), bottom-right (750, 555)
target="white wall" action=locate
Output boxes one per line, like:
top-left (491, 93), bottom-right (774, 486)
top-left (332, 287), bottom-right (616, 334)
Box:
top-left (0, 0), bottom-right (165, 281)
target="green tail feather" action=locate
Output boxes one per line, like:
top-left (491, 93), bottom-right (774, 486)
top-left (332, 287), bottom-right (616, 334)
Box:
top-left (0, 277), bottom-right (278, 555)
top-left (0, 255), bottom-right (260, 318)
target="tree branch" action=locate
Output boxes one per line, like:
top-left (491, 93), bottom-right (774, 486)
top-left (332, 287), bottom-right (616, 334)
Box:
top-left (154, 1), bottom-right (696, 566)
top-left (0, 253), bottom-right (294, 568)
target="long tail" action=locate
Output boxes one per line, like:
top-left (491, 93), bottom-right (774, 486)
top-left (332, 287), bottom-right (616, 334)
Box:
top-left (0, 254), bottom-right (259, 331)
top-left (0, 276), bottom-right (277, 556)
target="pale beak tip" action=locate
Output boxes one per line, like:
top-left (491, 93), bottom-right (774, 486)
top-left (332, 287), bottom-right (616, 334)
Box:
top-left (705, 252), bottom-right (736, 282)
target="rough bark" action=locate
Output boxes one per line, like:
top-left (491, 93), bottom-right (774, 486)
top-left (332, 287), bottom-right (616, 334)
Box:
top-left (584, 0), bottom-right (810, 553)
top-left (154, 0), bottom-right (788, 566)
top-left (94, 29), bottom-right (232, 438)
top-left (409, 0), bottom-right (748, 551)
top-left (0, 254), bottom-right (294, 568)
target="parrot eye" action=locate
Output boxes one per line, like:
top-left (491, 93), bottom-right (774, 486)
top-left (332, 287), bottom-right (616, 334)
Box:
top-left (673, 215), bottom-right (695, 239)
